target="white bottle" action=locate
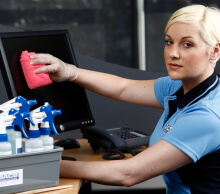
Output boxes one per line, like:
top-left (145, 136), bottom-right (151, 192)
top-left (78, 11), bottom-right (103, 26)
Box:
top-left (40, 121), bottom-right (54, 150)
top-left (40, 135), bottom-right (54, 150)
top-left (0, 122), bottom-right (12, 156)
top-left (25, 138), bottom-right (43, 152)
top-left (7, 127), bottom-right (22, 154)
top-left (25, 123), bottom-right (43, 153)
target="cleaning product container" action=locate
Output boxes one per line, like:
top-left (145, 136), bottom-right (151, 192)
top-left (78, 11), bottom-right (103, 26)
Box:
top-left (0, 146), bottom-right (63, 194)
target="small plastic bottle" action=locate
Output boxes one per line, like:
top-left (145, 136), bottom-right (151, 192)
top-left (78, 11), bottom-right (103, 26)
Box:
top-left (6, 109), bottom-right (30, 154)
top-left (25, 125), bottom-right (43, 153)
top-left (7, 126), bottom-right (22, 154)
top-left (40, 123), bottom-right (54, 150)
top-left (0, 122), bottom-right (12, 156)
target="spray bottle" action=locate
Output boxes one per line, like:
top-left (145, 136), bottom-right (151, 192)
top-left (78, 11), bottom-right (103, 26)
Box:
top-left (0, 121), bottom-right (12, 156)
top-left (39, 102), bottom-right (61, 150)
top-left (6, 108), bottom-right (30, 154)
top-left (0, 96), bottom-right (37, 154)
top-left (0, 113), bottom-right (21, 156)
top-left (25, 102), bottom-right (61, 152)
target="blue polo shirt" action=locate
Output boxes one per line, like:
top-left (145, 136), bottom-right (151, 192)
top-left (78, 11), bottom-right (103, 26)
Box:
top-left (150, 72), bottom-right (220, 193)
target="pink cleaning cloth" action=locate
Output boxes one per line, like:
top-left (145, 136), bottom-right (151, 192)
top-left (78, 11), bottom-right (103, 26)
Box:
top-left (20, 50), bottom-right (52, 89)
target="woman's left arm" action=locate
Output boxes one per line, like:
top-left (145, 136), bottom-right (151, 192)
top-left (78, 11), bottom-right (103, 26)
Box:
top-left (60, 140), bottom-right (192, 186)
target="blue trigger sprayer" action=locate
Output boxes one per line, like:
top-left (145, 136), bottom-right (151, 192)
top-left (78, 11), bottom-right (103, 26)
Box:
top-left (0, 96), bottom-right (37, 154)
top-left (25, 102), bottom-right (61, 152)
top-left (0, 96), bottom-right (37, 115)
top-left (39, 102), bottom-right (61, 150)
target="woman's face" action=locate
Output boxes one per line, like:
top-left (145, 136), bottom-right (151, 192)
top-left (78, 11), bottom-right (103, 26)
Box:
top-left (164, 22), bottom-right (214, 91)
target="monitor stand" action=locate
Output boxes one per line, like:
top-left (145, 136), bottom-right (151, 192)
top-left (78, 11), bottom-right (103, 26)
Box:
top-left (54, 138), bottom-right (80, 149)
top-left (54, 138), bottom-right (80, 161)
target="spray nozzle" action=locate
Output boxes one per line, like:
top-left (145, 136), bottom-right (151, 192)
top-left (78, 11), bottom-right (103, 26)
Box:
top-left (14, 96), bottom-right (37, 124)
top-left (0, 96), bottom-right (37, 124)
top-left (0, 97), bottom-right (22, 113)
top-left (0, 109), bottom-right (29, 139)
top-left (15, 96), bottom-right (37, 112)
top-left (39, 102), bottom-right (61, 136)
top-left (7, 108), bottom-right (29, 138)
top-left (28, 102), bottom-right (61, 138)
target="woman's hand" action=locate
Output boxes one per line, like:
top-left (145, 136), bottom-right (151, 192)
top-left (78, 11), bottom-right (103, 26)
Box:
top-left (30, 53), bottom-right (78, 82)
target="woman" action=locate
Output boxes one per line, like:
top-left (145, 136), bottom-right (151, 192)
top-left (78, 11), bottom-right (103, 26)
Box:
top-left (30, 4), bottom-right (220, 193)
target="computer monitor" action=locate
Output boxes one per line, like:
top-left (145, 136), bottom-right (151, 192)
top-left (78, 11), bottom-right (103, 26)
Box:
top-left (0, 29), bottom-right (95, 134)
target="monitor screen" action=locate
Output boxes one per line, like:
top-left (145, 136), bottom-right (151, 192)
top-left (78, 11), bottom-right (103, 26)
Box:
top-left (0, 30), bottom-right (95, 133)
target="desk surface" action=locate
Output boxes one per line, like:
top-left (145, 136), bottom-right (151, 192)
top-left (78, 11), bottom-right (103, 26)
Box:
top-left (38, 139), bottom-right (140, 194)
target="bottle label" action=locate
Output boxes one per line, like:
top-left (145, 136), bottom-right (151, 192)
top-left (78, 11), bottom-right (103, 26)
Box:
top-left (16, 138), bottom-right (22, 154)
top-left (16, 138), bottom-right (22, 148)
top-left (0, 169), bottom-right (23, 187)
top-left (9, 138), bottom-right (22, 154)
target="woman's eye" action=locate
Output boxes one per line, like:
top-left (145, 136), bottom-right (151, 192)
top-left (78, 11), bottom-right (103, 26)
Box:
top-left (165, 40), bottom-right (172, 45)
top-left (184, 42), bottom-right (192, 48)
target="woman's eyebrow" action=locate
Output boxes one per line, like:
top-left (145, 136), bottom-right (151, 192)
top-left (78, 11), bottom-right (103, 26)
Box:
top-left (165, 34), bottom-right (171, 38)
top-left (182, 35), bottom-right (194, 39)
top-left (165, 35), bottom-right (195, 40)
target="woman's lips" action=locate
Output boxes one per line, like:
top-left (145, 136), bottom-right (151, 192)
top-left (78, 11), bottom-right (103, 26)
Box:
top-left (168, 63), bottom-right (182, 70)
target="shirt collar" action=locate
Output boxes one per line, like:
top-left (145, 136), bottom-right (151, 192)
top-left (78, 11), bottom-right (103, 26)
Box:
top-left (172, 71), bottom-right (219, 109)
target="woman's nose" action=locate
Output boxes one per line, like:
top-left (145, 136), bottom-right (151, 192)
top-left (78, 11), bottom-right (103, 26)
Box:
top-left (169, 46), bottom-right (180, 59)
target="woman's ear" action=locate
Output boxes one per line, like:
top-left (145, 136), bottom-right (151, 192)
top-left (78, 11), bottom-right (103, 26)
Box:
top-left (211, 42), bottom-right (220, 60)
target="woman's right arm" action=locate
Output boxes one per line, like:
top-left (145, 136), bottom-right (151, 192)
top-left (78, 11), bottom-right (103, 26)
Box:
top-left (76, 68), bottom-right (161, 108)
top-left (31, 53), bottom-right (162, 109)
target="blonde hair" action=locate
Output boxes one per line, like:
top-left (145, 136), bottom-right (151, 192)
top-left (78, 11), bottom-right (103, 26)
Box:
top-left (165, 4), bottom-right (220, 47)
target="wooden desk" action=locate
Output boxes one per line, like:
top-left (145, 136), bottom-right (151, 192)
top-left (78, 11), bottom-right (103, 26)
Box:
top-left (35, 139), bottom-right (141, 194)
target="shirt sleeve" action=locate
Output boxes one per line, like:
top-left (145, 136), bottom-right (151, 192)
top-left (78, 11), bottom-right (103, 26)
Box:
top-left (154, 76), bottom-right (182, 107)
top-left (162, 106), bottom-right (220, 162)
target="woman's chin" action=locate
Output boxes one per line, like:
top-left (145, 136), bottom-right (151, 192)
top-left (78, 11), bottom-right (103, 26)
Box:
top-left (168, 73), bottom-right (181, 80)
